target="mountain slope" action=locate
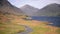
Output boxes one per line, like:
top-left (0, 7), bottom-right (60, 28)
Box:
top-left (0, 0), bottom-right (24, 15)
top-left (35, 3), bottom-right (60, 16)
top-left (20, 5), bottom-right (39, 16)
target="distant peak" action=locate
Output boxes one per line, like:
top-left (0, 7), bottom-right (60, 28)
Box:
top-left (48, 3), bottom-right (60, 6)
top-left (21, 4), bottom-right (33, 8)
top-left (20, 4), bottom-right (39, 9)
top-left (24, 4), bottom-right (31, 6)
top-left (50, 3), bottom-right (58, 4)
top-left (42, 3), bottom-right (60, 9)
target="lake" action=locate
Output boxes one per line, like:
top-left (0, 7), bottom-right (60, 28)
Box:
top-left (32, 16), bottom-right (60, 27)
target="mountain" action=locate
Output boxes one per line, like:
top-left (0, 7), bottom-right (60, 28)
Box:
top-left (35, 3), bottom-right (60, 16)
top-left (0, 0), bottom-right (24, 15)
top-left (20, 5), bottom-right (39, 16)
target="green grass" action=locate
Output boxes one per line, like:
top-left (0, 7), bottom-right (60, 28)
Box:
top-left (0, 22), bottom-right (25, 34)
top-left (56, 28), bottom-right (60, 34)
top-left (31, 26), bottom-right (50, 34)
top-left (0, 13), bottom-right (25, 34)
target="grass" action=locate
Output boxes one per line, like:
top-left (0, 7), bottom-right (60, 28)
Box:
top-left (13, 17), bottom-right (60, 34)
top-left (31, 26), bottom-right (49, 34)
top-left (0, 14), bottom-right (25, 34)
top-left (0, 22), bottom-right (25, 34)
top-left (56, 28), bottom-right (60, 34)
top-left (0, 13), bottom-right (60, 34)
top-left (15, 19), bottom-right (60, 34)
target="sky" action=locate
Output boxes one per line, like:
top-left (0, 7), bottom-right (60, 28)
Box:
top-left (8, 0), bottom-right (60, 9)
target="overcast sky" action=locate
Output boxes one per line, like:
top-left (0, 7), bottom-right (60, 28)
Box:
top-left (8, 0), bottom-right (60, 9)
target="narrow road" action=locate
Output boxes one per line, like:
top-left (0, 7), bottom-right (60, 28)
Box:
top-left (18, 25), bottom-right (33, 34)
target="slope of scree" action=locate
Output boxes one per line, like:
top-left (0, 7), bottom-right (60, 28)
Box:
top-left (0, 0), bottom-right (24, 15)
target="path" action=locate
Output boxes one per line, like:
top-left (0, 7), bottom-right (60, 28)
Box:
top-left (18, 25), bottom-right (33, 34)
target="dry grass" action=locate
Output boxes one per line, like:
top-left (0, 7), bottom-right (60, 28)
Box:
top-left (0, 14), bottom-right (25, 34)
top-left (0, 13), bottom-right (60, 34)
top-left (9, 15), bottom-right (60, 34)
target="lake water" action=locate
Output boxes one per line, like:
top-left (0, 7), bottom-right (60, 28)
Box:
top-left (32, 16), bottom-right (60, 27)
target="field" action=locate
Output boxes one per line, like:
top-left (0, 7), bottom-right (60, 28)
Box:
top-left (0, 13), bottom-right (60, 34)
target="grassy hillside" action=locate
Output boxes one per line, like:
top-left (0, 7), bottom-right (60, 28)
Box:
top-left (0, 12), bottom-right (25, 34)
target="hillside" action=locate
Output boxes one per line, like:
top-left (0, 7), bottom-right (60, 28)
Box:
top-left (35, 3), bottom-right (60, 16)
top-left (0, 0), bottom-right (24, 15)
top-left (20, 5), bottom-right (39, 16)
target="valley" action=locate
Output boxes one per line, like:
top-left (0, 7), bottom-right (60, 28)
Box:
top-left (0, 0), bottom-right (60, 34)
